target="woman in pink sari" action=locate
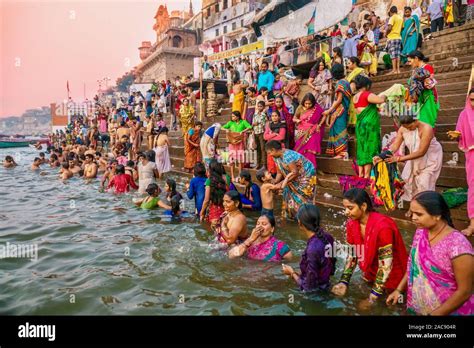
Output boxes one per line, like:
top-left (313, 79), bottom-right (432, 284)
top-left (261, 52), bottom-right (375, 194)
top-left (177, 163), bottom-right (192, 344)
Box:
top-left (228, 214), bottom-right (292, 262)
top-left (387, 191), bottom-right (473, 315)
top-left (293, 93), bottom-right (324, 169)
top-left (98, 112), bottom-right (108, 134)
top-left (449, 87), bottom-right (474, 237)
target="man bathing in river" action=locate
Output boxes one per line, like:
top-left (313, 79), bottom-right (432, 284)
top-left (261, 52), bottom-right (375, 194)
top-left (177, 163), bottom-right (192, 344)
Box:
top-left (31, 157), bottom-right (42, 170)
top-left (83, 154), bottom-right (98, 179)
top-left (59, 162), bottom-right (73, 180)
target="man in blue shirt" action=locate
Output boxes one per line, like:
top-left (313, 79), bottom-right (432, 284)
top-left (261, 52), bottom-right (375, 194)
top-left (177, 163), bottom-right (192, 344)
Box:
top-left (257, 62), bottom-right (275, 95)
top-left (427, 0), bottom-right (444, 33)
top-left (342, 29), bottom-right (361, 59)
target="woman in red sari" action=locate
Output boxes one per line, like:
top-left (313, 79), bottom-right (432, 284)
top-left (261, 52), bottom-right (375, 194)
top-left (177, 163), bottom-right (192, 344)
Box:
top-left (184, 121), bottom-right (203, 173)
top-left (332, 188), bottom-right (408, 311)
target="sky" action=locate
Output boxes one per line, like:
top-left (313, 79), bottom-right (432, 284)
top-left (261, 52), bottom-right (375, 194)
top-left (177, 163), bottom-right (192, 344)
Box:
top-left (0, 0), bottom-right (202, 117)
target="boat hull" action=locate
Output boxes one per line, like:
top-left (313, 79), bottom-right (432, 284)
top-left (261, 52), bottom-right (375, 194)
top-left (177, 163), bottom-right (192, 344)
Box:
top-left (0, 141), bottom-right (30, 148)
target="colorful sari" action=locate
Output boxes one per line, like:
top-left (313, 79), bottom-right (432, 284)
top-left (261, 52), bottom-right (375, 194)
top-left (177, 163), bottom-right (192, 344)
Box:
top-left (244, 96), bottom-right (257, 124)
top-left (272, 104), bottom-right (295, 149)
top-left (247, 236), bottom-right (290, 262)
top-left (179, 105), bottom-right (195, 136)
top-left (355, 103), bottom-right (381, 166)
top-left (417, 89), bottom-right (440, 128)
top-left (184, 129), bottom-right (201, 170)
top-left (346, 212), bottom-right (408, 291)
top-left (401, 15), bottom-right (420, 64)
top-left (309, 68), bottom-right (332, 110)
top-left (407, 229), bottom-right (474, 315)
top-left (456, 97), bottom-right (474, 220)
top-left (274, 150), bottom-right (317, 218)
top-left (326, 80), bottom-right (351, 157)
top-left (295, 104), bottom-right (324, 169)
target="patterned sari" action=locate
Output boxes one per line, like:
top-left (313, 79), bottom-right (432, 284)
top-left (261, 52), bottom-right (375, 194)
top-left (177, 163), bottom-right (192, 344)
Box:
top-left (247, 236), bottom-right (290, 262)
top-left (184, 129), bottom-right (201, 170)
top-left (179, 105), bottom-right (195, 136)
top-left (407, 229), bottom-right (473, 315)
top-left (355, 103), bottom-right (381, 166)
top-left (326, 80), bottom-right (351, 157)
top-left (274, 150), bottom-right (317, 218)
top-left (295, 104), bottom-right (324, 169)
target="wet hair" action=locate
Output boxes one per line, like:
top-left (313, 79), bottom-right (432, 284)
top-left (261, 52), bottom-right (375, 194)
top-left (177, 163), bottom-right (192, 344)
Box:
top-left (50, 154), bottom-right (58, 161)
top-left (33, 157), bottom-right (40, 162)
top-left (331, 64), bottom-right (345, 80)
top-left (39, 152), bottom-right (45, 157)
top-left (257, 100), bottom-right (265, 107)
top-left (146, 183), bottom-right (160, 196)
top-left (260, 214), bottom-right (276, 228)
top-left (408, 50), bottom-right (429, 62)
top-left (166, 179), bottom-right (177, 197)
top-left (354, 75), bottom-right (372, 90)
top-left (116, 164), bottom-right (125, 174)
top-left (296, 204), bottom-right (335, 274)
top-left (170, 195), bottom-right (182, 216)
top-left (231, 110), bottom-right (241, 119)
top-left (208, 159), bottom-right (227, 205)
top-left (343, 188), bottom-right (375, 212)
top-left (413, 191), bottom-right (454, 228)
top-left (349, 56), bottom-right (361, 67)
top-left (265, 140), bottom-right (282, 151)
top-left (301, 93), bottom-right (316, 108)
top-left (61, 162), bottom-right (69, 169)
top-left (256, 168), bottom-right (268, 183)
top-left (224, 190), bottom-right (242, 211)
top-left (399, 113), bottom-right (416, 125)
top-left (126, 160), bottom-right (135, 167)
top-left (193, 162), bottom-right (206, 178)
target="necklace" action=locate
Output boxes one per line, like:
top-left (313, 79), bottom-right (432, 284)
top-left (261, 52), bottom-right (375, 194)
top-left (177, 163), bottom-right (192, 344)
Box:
top-left (429, 222), bottom-right (447, 243)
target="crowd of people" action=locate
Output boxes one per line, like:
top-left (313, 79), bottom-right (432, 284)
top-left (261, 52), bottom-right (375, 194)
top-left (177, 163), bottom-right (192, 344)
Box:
top-left (2, 1), bottom-right (473, 316)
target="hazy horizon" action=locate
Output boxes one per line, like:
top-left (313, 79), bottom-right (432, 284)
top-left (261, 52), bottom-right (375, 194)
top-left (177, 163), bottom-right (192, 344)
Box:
top-left (0, 0), bottom-right (202, 118)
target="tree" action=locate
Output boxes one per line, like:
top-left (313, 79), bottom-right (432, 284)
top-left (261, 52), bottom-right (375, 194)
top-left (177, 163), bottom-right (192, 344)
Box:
top-left (116, 72), bottom-right (135, 92)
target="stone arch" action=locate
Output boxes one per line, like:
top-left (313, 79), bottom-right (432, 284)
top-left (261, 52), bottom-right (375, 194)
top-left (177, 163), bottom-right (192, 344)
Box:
top-left (249, 33), bottom-right (257, 43)
top-left (172, 35), bottom-right (183, 48)
top-left (231, 39), bottom-right (239, 49)
top-left (240, 36), bottom-right (248, 46)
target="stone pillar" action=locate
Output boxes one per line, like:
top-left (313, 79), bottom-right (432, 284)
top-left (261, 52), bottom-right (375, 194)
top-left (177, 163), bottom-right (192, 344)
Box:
top-left (206, 83), bottom-right (218, 118)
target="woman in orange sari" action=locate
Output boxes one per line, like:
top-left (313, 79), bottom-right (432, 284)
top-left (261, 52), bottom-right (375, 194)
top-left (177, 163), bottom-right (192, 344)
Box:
top-left (184, 121), bottom-right (203, 173)
top-left (332, 188), bottom-right (408, 311)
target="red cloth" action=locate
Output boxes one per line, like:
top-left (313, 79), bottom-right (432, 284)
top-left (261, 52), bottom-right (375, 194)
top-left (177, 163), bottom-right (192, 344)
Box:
top-left (354, 91), bottom-right (371, 108)
top-left (107, 174), bottom-right (138, 194)
top-left (346, 212), bottom-right (408, 290)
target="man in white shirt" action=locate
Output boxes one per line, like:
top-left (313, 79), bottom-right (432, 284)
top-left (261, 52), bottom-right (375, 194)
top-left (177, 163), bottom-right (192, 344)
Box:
top-left (203, 66), bottom-right (215, 79)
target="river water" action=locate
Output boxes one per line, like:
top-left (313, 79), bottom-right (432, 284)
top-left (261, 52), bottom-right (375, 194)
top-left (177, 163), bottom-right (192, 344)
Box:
top-left (0, 147), bottom-right (409, 315)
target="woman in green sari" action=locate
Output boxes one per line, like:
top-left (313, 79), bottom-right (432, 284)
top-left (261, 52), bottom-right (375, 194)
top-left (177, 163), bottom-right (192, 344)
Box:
top-left (353, 75), bottom-right (387, 178)
top-left (401, 7), bottom-right (420, 65)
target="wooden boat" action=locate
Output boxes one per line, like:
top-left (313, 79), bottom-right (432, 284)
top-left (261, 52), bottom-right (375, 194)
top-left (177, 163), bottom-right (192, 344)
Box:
top-left (0, 140), bottom-right (31, 148)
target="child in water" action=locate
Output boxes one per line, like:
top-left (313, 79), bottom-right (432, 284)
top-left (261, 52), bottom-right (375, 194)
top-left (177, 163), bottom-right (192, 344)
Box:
top-left (164, 179), bottom-right (190, 218)
top-left (256, 168), bottom-right (280, 219)
top-left (3, 155), bottom-right (17, 168)
top-left (107, 164), bottom-right (138, 194)
top-left (39, 152), bottom-right (47, 164)
top-left (134, 183), bottom-right (171, 210)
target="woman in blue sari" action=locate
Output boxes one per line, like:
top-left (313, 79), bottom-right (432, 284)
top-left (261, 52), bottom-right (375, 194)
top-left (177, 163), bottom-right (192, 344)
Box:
top-left (322, 64), bottom-right (352, 159)
top-left (401, 7), bottom-right (420, 65)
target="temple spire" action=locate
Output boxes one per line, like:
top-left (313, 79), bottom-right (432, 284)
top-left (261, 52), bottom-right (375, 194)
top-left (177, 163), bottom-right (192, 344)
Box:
top-left (189, 0), bottom-right (194, 17)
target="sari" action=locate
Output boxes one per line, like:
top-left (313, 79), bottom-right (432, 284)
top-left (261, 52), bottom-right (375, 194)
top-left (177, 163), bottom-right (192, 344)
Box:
top-left (326, 80), bottom-right (351, 157)
top-left (346, 212), bottom-right (408, 290)
top-left (309, 68), bottom-right (332, 110)
top-left (401, 15), bottom-right (420, 64)
top-left (184, 128), bottom-right (201, 170)
top-left (247, 236), bottom-right (290, 262)
top-left (272, 104), bottom-right (295, 149)
top-left (355, 104), bottom-right (381, 166)
top-left (456, 97), bottom-right (474, 219)
top-left (179, 105), bottom-right (195, 136)
top-left (407, 228), bottom-right (474, 315)
top-left (294, 104), bottom-right (325, 169)
top-left (154, 145), bottom-right (172, 174)
top-left (346, 68), bottom-right (367, 126)
top-left (417, 89), bottom-right (440, 128)
top-left (232, 90), bottom-right (245, 116)
top-left (274, 149), bottom-right (317, 218)
top-left (244, 95), bottom-right (257, 124)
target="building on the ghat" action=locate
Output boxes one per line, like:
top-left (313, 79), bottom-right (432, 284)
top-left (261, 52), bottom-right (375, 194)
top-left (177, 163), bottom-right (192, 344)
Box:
top-left (201, 0), bottom-right (269, 54)
top-left (134, 2), bottom-right (201, 83)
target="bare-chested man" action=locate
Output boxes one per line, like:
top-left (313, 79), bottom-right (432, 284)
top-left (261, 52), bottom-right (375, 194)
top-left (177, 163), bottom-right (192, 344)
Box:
top-left (60, 162), bottom-right (74, 180)
top-left (31, 157), bottom-right (42, 170)
top-left (83, 154), bottom-right (98, 179)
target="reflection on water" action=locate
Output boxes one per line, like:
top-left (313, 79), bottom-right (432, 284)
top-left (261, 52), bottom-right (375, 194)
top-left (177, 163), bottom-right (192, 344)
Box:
top-left (0, 148), bottom-right (408, 315)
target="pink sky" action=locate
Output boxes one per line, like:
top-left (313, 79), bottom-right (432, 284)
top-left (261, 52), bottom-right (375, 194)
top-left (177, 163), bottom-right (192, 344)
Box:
top-left (0, 0), bottom-right (202, 117)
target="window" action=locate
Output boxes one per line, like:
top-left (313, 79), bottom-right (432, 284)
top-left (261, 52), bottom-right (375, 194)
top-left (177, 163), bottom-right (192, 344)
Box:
top-left (240, 37), bottom-right (248, 46)
top-left (231, 39), bottom-right (239, 48)
top-left (215, 4), bottom-right (219, 12)
top-left (216, 28), bottom-right (219, 37)
top-left (224, 26), bottom-right (227, 34)
top-left (223, 0), bottom-right (228, 10)
top-left (241, 19), bottom-right (244, 27)
top-left (232, 22), bottom-right (236, 31)
top-left (172, 35), bottom-right (183, 48)
top-left (207, 8), bottom-right (210, 17)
